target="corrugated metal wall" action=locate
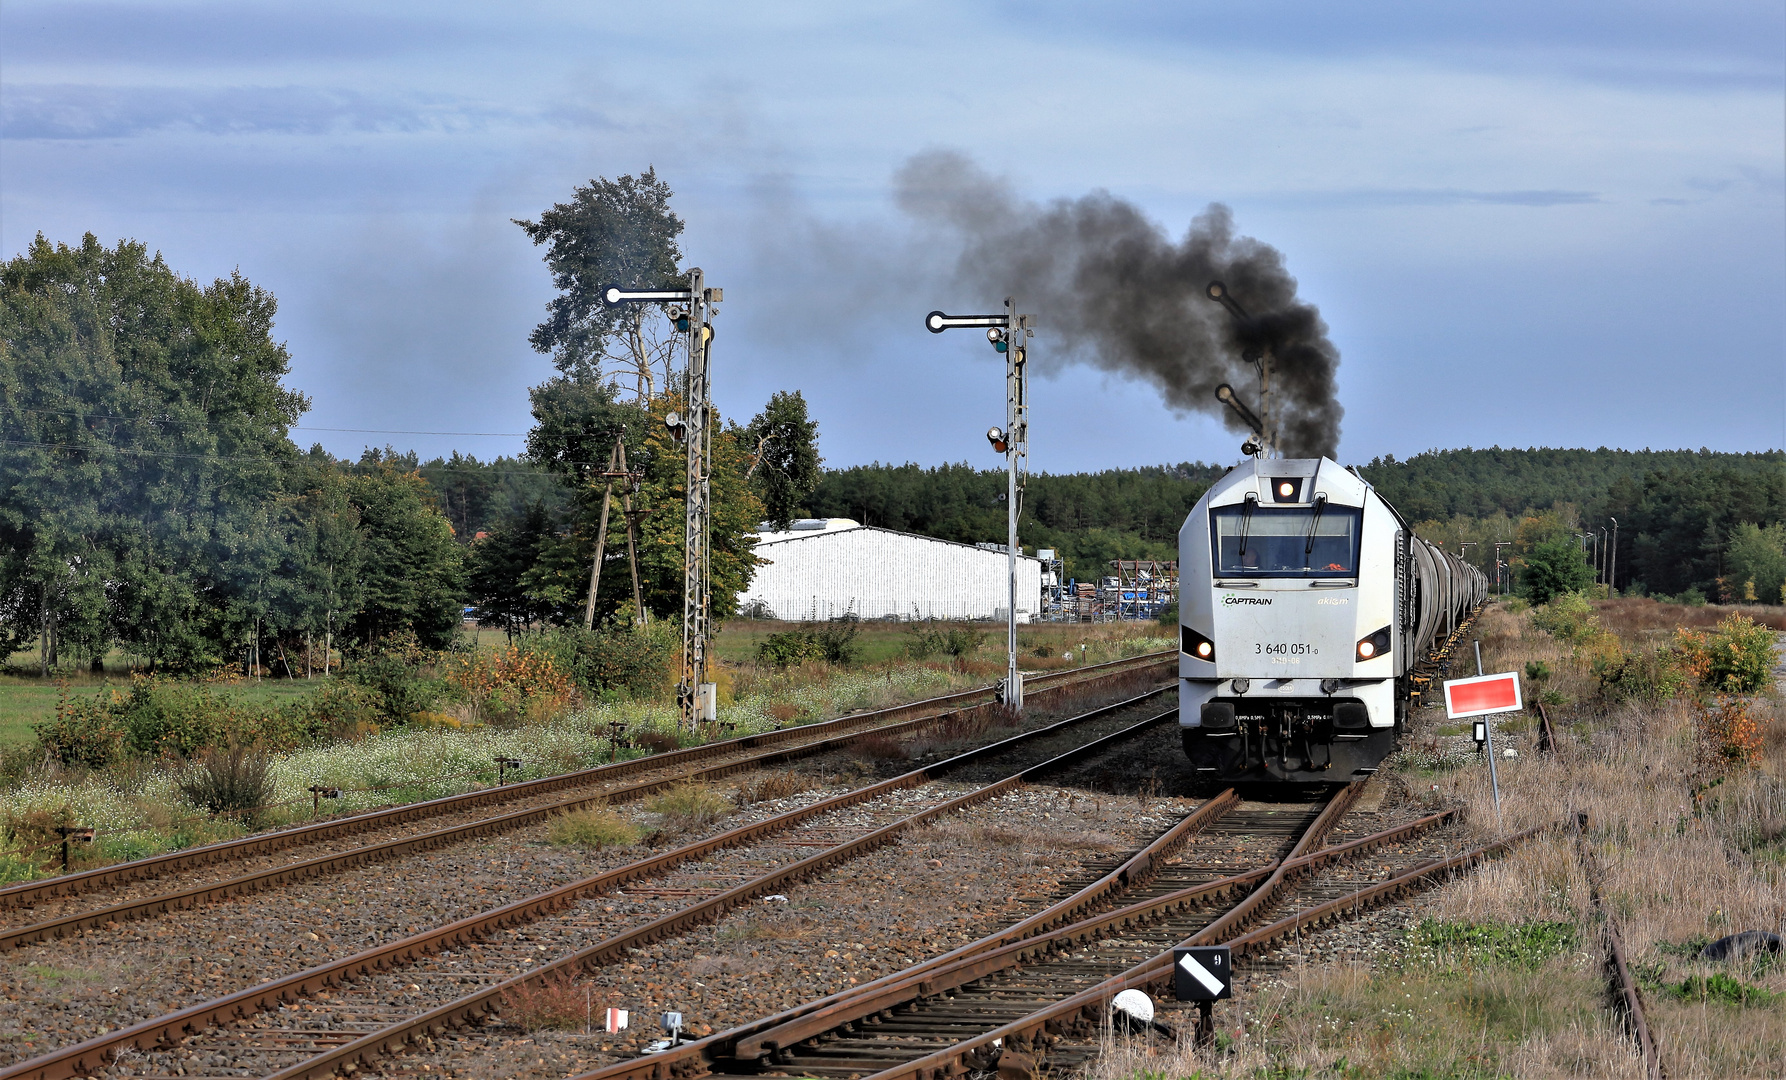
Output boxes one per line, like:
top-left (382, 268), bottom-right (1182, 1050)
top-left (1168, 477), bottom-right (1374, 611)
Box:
top-left (739, 527), bottom-right (1045, 622)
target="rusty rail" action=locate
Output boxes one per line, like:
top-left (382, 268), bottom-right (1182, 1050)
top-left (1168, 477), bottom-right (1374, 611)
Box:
top-left (1576, 818), bottom-right (1663, 1079)
top-left (724, 803), bottom-right (1455, 1066)
top-left (840, 821), bottom-right (1549, 1080)
top-left (566, 798), bottom-right (1462, 1080)
top-left (0, 650), bottom-right (1171, 910)
top-left (253, 708), bottom-right (1183, 1080)
top-left (1536, 701), bottom-right (1559, 753)
top-left (2, 683), bottom-right (1176, 1080)
top-left (567, 790), bottom-right (1244, 1080)
top-left (2, 656), bottom-right (1175, 950)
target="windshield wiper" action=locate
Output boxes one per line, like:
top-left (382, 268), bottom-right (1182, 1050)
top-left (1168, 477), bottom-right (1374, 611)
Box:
top-left (1237, 494), bottom-right (1257, 567)
top-left (1304, 493), bottom-right (1328, 556)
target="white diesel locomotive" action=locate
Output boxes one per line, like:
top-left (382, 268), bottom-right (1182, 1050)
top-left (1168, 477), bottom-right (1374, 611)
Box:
top-left (1178, 456), bottom-right (1487, 782)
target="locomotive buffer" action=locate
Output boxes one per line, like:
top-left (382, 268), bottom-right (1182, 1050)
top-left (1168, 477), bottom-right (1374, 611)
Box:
top-left (1173, 944), bottom-right (1233, 1046)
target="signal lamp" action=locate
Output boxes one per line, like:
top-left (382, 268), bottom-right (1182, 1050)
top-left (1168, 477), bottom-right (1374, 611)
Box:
top-left (1206, 281), bottom-right (1226, 300)
top-left (987, 426), bottom-right (1008, 454)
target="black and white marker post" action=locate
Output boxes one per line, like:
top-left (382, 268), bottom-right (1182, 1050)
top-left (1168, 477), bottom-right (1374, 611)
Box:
top-left (925, 300), bottom-right (1034, 707)
top-left (1172, 944), bottom-right (1233, 1046)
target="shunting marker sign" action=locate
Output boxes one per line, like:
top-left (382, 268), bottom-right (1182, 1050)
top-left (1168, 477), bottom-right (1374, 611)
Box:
top-left (1172, 946), bottom-right (1232, 1001)
top-left (1442, 670), bottom-right (1522, 719)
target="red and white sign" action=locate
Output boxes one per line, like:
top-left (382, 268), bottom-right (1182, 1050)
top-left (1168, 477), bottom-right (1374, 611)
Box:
top-left (605, 1008), bottom-right (629, 1033)
top-left (1443, 671), bottom-right (1522, 719)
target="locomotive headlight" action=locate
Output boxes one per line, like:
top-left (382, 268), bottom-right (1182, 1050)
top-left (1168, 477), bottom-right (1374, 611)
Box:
top-left (1278, 481), bottom-right (1294, 498)
top-left (1355, 626), bottom-right (1391, 662)
top-left (1181, 626), bottom-right (1215, 663)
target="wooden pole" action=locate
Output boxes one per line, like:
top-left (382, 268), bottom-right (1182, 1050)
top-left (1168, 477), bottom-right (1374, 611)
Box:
top-left (583, 441), bottom-right (620, 631)
top-left (617, 441), bottom-right (647, 623)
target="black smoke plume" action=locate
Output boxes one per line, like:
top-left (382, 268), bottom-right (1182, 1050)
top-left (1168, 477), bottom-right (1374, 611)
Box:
top-left (895, 151), bottom-right (1342, 458)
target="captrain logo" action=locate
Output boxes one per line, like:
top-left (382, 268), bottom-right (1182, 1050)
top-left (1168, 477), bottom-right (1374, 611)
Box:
top-left (1222, 595), bottom-right (1272, 605)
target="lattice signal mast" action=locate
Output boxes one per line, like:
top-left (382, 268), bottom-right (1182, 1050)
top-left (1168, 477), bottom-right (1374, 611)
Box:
top-left (603, 271), bottom-right (722, 730)
top-left (926, 297), bottom-right (1035, 708)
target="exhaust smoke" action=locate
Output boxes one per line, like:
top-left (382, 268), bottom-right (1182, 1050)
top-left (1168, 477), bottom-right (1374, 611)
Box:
top-left (895, 151), bottom-right (1342, 458)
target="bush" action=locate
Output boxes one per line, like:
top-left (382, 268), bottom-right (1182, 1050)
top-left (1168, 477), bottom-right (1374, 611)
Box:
top-left (547, 808), bottom-right (640, 850)
top-left (288, 680), bottom-right (384, 741)
top-left (1675, 613), bottom-right (1777, 695)
top-left (1529, 592), bottom-right (1599, 645)
top-left (439, 644), bottom-right (578, 724)
top-left (1595, 645), bottom-right (1690, 704)
top-left (1519, 536), bottom-right (1594, 604)
top-left (525, 623), bottom-right (677, 700)
top-left (1695, 695), bottom-right (1767, 767)
top-left (175, 746), bottom-right (275, 825)
top-left (758, 622), bottom-right (861, 668)
top-left (646, 784), bottom-right (733, 831)
top-left (902, 622), bottom-right (983, 661)
top-left (347, 653), bottom-right (444, 724)
top-left (33, 677), bottom-right (293, 767)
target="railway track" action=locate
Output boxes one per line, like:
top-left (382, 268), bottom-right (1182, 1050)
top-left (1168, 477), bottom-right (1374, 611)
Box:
top-left (3, 678), bottom-right (1180, 1080)
top-left (1, 652), bottom-right (1171, 950)
top-left (560, 788), bottom-right (1547, 1080)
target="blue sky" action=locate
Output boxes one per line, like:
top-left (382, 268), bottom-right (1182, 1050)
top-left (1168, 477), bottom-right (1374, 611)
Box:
top-left (4, 1), bottom-right (1782, 472)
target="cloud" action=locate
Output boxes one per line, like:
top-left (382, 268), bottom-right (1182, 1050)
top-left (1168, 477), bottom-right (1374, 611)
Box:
top-left (0, 84), bottom-right (530, 140)
top-left (1291, 188), bottom-right (1602, 209)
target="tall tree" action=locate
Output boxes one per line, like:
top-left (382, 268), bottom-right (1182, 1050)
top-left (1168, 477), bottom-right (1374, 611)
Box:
top-left (343, 451), bottom-right (467, 649)
top-left (743, 390), bottom-right (823, 531)
top-left (1, 234), bottom-right (307, 671)
top-left (515, 169), bottom-right (686, 397)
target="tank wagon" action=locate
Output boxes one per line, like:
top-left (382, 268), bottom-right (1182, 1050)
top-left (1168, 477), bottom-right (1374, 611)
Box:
top-left (1179, 456), bottom-right (1487, 782)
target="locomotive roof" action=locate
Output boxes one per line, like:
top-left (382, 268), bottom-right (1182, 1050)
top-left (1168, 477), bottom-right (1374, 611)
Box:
top-left (1203, 456), bottom-right (1368, 508)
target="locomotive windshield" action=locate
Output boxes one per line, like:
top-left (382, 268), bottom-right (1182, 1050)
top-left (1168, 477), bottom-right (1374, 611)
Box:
top-left (1209, 504), bottom-right (1363, 578)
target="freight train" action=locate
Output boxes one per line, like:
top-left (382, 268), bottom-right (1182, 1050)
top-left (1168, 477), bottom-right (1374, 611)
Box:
top-left (1178, 456), bottom-right (1488, 782)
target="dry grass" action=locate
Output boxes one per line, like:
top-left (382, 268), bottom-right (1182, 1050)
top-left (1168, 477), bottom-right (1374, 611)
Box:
top-left (1080, 599), bottom-right (1783, 1079)
top-left (546, 807), bottom-right (640, 850)
top-left (1415, 599), bottom-right (1786, 1079)
top-left (1596, 597), bottom-right (1786, 634)
top-left (497, 972), bottom-right (608, 1033)
top-left (732, 770), bottom-right (813, 807)
top-left (644, 783), bottom-right (733, 832)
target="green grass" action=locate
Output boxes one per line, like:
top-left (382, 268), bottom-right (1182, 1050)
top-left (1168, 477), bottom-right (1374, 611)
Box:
top-left (712, 618), bottom-right (1165, 668)
top-left (0, 653), bottom-right (329, 746)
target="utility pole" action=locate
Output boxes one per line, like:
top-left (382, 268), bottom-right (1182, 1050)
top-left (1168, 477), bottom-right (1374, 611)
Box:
top-left (926, 298), bottom-right (1035, 708)
top-left (1608, 517), bottom-right (1618, 599)
top-left (604, 272), bottom-right (722, 730)
top-left (581, 437), bottom-right (647, 630)
top-left (1492, 542), bottom-right (1511, 596)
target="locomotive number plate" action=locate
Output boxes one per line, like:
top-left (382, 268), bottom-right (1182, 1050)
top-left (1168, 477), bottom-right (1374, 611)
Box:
top-left (1255, 643), bottom-right (1318, 655)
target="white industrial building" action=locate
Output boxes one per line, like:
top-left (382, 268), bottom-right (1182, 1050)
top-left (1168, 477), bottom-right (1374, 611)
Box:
top-left (739, 519), bottom-right (1044, 622)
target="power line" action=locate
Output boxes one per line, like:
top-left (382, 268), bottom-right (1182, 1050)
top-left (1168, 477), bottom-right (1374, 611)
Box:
top-left (6, 405), bottom-right (530, 438)
top-left (0, 438), bottom-right (591, 476)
